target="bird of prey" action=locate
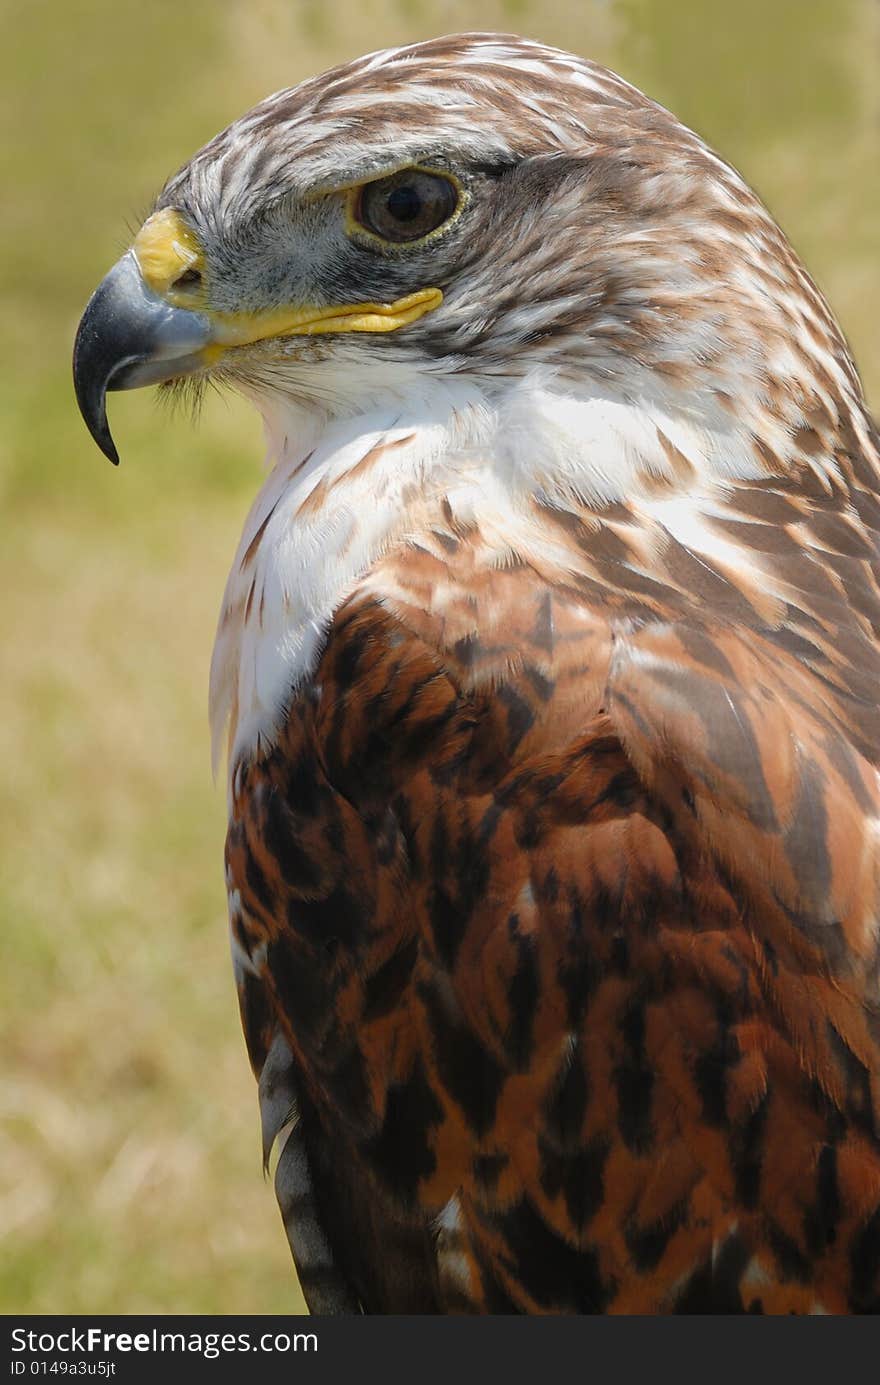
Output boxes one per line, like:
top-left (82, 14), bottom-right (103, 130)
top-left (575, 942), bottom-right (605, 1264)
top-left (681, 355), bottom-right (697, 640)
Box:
top-left (73, 33), bottom-right (880, 1314)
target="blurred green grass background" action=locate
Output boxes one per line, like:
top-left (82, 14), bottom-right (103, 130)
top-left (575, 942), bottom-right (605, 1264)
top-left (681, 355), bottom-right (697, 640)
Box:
top-left (1, 0), bottom-right (877, 1314)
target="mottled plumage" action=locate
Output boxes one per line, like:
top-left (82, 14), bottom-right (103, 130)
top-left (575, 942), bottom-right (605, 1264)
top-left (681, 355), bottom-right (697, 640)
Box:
top-left (74, 33), bottom-right (880, 1312)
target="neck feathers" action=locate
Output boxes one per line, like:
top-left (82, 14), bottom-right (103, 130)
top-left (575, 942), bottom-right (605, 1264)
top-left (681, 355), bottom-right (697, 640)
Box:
top-left (210, 367), bottom-right (874, 774)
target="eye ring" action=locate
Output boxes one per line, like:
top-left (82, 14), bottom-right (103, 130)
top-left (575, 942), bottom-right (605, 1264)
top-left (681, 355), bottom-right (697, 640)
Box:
top-left (351, 169), bottom-right (461, 245)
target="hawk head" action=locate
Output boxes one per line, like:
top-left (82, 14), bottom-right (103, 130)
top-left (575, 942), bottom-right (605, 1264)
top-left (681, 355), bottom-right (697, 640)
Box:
top-left (73, 31), bottom-right (863, 470)
top-left (74, 33), bottom-right (878, 766)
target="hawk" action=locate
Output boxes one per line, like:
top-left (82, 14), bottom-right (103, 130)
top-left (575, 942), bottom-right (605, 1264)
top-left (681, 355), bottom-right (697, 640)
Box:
top-left (73, 33), bottom-right (880, 1313)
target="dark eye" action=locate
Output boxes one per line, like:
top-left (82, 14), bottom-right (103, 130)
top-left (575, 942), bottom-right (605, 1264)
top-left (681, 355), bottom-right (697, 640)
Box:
top-left (355, 170), bottom-right (460, 243)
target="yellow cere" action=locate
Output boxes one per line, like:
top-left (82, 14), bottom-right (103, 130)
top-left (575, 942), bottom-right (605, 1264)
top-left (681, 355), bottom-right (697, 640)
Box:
top-left (133, 208), bottom-right (206, 304)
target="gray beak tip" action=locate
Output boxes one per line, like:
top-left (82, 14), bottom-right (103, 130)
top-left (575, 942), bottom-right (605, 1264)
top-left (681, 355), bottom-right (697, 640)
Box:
top-left (72, 274), bottom-right (135, 467)
top-left (72, 320), bottom-right (120, 465)
top-left (73, 251), bottom-right (212, 466)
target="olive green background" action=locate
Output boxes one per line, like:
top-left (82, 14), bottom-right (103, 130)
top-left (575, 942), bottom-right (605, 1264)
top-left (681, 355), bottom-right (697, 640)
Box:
top-left (1, 0), bottom-right (877, 1314)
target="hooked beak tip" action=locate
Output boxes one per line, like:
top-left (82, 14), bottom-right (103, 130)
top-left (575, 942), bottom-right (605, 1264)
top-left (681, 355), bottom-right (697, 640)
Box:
top-left (72, 249), bottom-right (211, 467)
top-left (72, 319), bottom-right (121, 465)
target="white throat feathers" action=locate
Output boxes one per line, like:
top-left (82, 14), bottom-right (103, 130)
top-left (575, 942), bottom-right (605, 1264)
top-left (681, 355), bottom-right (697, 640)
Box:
top-left (209, 365), bottom-right (787, 775)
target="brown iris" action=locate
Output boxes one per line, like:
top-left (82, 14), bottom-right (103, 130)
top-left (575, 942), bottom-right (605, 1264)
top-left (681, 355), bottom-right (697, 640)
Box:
top-left (354, 169), bottom-right (459, 243)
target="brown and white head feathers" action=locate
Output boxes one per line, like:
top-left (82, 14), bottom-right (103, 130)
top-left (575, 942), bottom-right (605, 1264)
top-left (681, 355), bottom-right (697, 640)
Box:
top-left (172, 33), bottom-right (880, 768)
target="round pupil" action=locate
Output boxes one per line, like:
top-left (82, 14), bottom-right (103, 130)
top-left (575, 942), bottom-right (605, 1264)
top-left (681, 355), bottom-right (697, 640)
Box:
top-left (387, 184), bottom-right (423, 223)
top-left (358, 171), bottom-right (457, 242)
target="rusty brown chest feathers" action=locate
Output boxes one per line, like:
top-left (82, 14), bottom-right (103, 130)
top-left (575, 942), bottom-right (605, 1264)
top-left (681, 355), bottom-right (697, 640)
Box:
top-left (226, 516), bottom-right (880, 1315)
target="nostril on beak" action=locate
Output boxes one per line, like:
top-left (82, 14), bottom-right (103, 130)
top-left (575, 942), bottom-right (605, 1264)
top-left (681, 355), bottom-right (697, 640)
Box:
top-left (172, 267), bottom-right (202, 290)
